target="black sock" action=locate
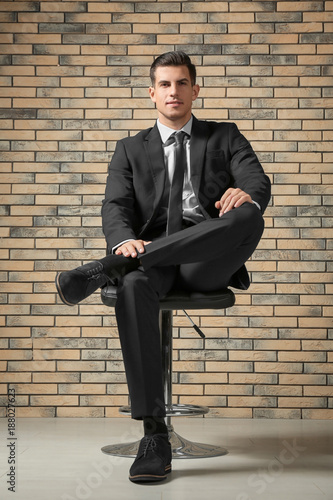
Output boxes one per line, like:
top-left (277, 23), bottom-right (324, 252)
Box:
top-left (143, 416), bottom-right (168, 436)
top-left (99, 253), bottom-right (140, 278)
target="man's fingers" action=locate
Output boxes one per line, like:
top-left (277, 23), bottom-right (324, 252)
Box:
top-left (234, 195), bottom-right (251, 208)
top-left (217, 189), bottom-right (252, 216)
top-left (115, 240), bottom-right (151, 257)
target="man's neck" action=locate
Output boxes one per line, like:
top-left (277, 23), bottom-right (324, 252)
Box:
top-left (157, 116), bottom-right (193, 143)
top-left (157, 113), bottom-right (193, 131)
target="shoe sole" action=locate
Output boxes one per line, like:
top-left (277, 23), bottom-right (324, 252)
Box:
top-left (129, 464), bottom-right (171, 483)
top-left (55, 272), bottom-right (76, 306)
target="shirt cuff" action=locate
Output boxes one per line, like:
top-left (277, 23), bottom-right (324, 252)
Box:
top-left (252, 200), bottom-right (261, 211)
top-left (111, 239), bottom-right (133, 254)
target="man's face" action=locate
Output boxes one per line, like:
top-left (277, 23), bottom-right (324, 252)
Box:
top-left (149, 65), bottom-right (200, 129)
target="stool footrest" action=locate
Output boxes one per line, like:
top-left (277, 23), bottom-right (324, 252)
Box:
top-left (119, 403), bottom-right (209, 417)
top-left (101, 424), bottom-right (228, 459)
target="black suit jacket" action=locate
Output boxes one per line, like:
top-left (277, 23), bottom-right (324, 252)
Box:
top-left (101, 116), bottom-right (271, 288)
top-left (102, 114), bottom-right (270, 246)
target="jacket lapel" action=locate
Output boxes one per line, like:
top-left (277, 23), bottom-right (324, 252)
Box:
top-left (190, 116), bottom-right (210, 217)
top-left (142, 124), bottom-right (166, 232)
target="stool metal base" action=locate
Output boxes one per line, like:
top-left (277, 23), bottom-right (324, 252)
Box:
top-left (119, 403), bottom-right (209, 417)
top-left (101, 424), bottom-right (228, 459)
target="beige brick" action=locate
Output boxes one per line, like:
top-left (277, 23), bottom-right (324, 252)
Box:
top-left (280, 374), bottom-right (326, 385)
top-left (15, 407), bottom-right (56, 417)
top-left (180, 373), bottom-right (228, 384)
top-left (229, 350), bottom-right (276, 362)
top-left (0, 349), bottom-right (32, 360)
top-left (0, 23), bottom-right (38, 33)
top-left (254, 408), bottom-right (301, 418)
top-left (33, 350), bottom-right (81, 360)
top-left (56, 316), bottom-right (102, 327)
top-left (87, 3), bottom-right (134, 13)
top-left (304, 387), bottom-right (333, 397)
top-left (173, 384), bottom-right (203, 395)
top-left (276, 2), bottom-right (323, 11)
top-left (179, 395), bottom-right (226, 407)
top-left (302, 409), bottom-right (333, 419)
top-left (279, 351), bottom-right (326, 362)
top-left (157, 34), bottom-right (203, 44)
top-left (108, 34), bottom-right (155, 45)
top-left (31, 396), bottom-right (78, 406)
top-left (58, 407), bottom-right (105, 417)
top-left (255, 362), bottom-right (303, 373)
top-left (11, 384), bottom-right (57, 394)
top-left (0, 327), bottom-right (31, 338)
top-left (301, 295), bottom-right (333, 306)
top-left (8, 361), bottom-right (55, 372)
top-left (1, 373), bottom-right (32, 383)
top-left (7, 315), bottom-right (55, 328)
top-left (8, 294), bottom-right (55, 305)
top-left (33, 373), bottom-right (80, 383)
top-left (80, 395), bottom-right (127, 406)
top-left (204, 34), bottom-right (252, 45)
top-left (205, 384), bottom-right (252, 396)
top-left (304, 12), bottom-right (333, 21)
top-left (300, 318), bottom-right (333, 328)
top-left (255, 385), bottom-right (302, 397)
top-left (59, 384), bottom-right (106, 395)
top-left (228, 396), bottom-right (276, 407)
top-left (206, 361), bottom-right (253, 373)
top-left (279, 397), bottom-right (327, 408)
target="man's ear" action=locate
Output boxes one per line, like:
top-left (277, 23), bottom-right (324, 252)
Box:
top-left (149, 86), bottom-right (156, 102)
top-left (192, 84), bottom-right (200, 102)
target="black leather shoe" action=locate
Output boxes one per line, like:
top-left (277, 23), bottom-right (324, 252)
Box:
top-left (129, 434), bottom-right (172, 483)
top-left (55, 261), bottom-right (108, 306)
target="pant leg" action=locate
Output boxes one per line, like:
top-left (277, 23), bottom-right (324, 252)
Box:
top-left (112, 204), bottom-right (263, 419)
top-left (141, 202), bottom-right (264, 271)
top-left (115, 265), bottom-right (177, 419)
top-left (176, 206), bottom-right (264, 291)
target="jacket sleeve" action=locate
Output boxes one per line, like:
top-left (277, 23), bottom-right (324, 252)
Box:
top-left (228, 123), bottom-right (271, 214)
top-left (101, 140), bottom-right (138, 253)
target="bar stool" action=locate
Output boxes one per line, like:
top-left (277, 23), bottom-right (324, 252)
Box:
top-left (100, 284), bottom-right (235, 459)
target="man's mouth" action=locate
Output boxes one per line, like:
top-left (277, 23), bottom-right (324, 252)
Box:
top-left (167, 100), bottom-right (183, 106)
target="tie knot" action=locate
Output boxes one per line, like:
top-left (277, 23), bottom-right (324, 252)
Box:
top-left (165, 131), bottom-right (188, 147)
top-left (174, 131), bottom-right (188, 146)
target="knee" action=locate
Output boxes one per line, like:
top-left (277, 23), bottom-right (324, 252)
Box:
top-left (235, 202), bottom-right (264, 234)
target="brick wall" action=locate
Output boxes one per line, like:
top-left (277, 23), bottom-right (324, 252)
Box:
top-left (1, 0), bottom-right (332, 419)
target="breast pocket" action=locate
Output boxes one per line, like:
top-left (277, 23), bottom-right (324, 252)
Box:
top-left (205, 149), bottom-right (225, 160)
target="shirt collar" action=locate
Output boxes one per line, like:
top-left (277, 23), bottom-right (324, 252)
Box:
top-left (157, 115), bottom-right (193, 144)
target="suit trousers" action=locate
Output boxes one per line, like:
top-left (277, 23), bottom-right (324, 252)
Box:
top-left (114, 203), bottom-right (264, 419)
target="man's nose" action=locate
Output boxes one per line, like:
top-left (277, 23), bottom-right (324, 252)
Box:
top-left (170, 84), bottom-right (178, 95)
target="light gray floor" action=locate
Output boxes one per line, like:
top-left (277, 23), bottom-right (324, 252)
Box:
top-left (0, 417), bottom-right (332, 500)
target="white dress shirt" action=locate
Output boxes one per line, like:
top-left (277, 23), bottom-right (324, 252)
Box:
top-left (157, 116), bottom-right (205, 225)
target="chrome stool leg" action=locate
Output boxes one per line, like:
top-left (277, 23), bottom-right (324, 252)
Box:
top-left (161, 310), bottom-right (227, 458)
top-left (101, 310), bottom-right (228, 459)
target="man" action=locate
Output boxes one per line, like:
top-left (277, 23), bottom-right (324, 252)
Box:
top-left (56, 51), bottom-right (271, 483)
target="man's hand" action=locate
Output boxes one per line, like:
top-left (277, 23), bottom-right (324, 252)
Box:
top-left (215, 188), bottom-right (253, 217)
top-left (115, 240), bottom-right (151, 258)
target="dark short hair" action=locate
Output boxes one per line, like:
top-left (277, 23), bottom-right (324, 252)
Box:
top-left (150, 51), bottom-right (196, 86)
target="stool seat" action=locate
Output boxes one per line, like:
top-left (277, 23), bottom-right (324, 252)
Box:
top-left (100, 284), bottom-right (235, 459)
top-left (101, 284), bottom-right (235, 310)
